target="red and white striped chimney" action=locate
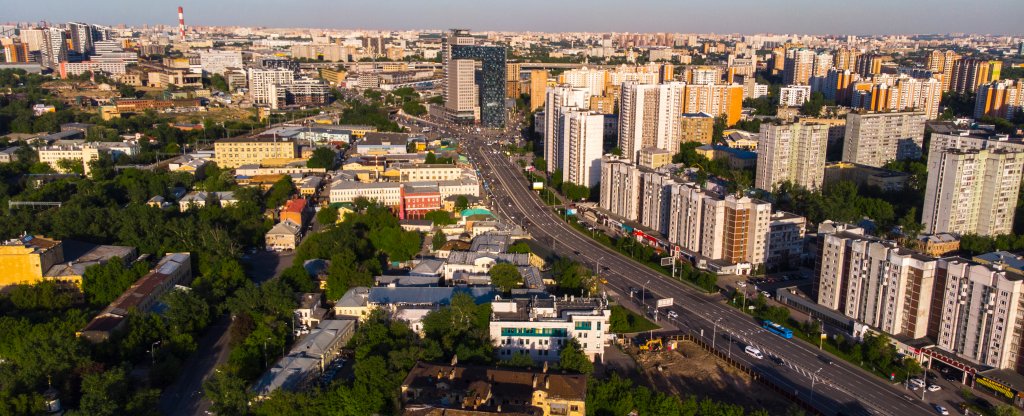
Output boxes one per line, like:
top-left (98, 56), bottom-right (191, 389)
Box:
top-left (177, 6), bottom-right (185, 41)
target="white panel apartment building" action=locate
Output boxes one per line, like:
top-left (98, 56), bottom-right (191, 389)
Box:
top-left (199, 50), bottom-right (243, 75)
top-left (923, 132), bottom-right (1024, 236)
top-left (561, 111), bottom-right (604, 188)
top-left (639, 171), bottom-right (676, 236)
top-left (328, 181), bottom-right (402, 207)
top-left (561, 67), bottom-right (608, 97)
top-left (599, 156), bottom-right (642, 221)
top-left (842, 111), bottom-right (926, 168)
top-left (491, 297), bottom-right (611, 362)
top-left (667, 182), bottom-right (706, 254)
top-left (934, 258), bottom-right (1024, 370)
top-left (618, 81), bottom-right (684, 162)
top-left (756, 122), bottom-right (829, 191)
top-left (248, 67), bottom-right (295, 108)
top-left (779, 85), bottom-right (812, 107)
top-left (816, 231), bottom-right (938, 339)
top-left (543, 86), bottom-right (591, 175)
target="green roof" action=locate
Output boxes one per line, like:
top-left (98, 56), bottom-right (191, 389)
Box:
top-left (460, 208), bottom-right (494, 218)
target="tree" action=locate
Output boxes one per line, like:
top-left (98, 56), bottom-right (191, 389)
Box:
top-left (712, 115), bottom-right (727, 142)
top-left (558, 339), bottom-right (593, 374)
top-left (209, 73), bottom-right (230, 92)
top-left (82, 257), bottom-right (150, 306)
top-left (488, 263), bottom-right (522, 293)
top-left (316, 206), bottom-right (339, 225)
top-left (80, 367), bottom-right (129, 416)
top-left (561, 182), bottom-right (591, 201)
top-left (800, 92), bottom-right (827, 117)
top-left (401, 100), bottom-right (426, 116)
top-left (533, 157), bottom-right (547, 172)
top-left (898, 207), bottom-right (924, 241)
top-left (423, 210), bottom-right (456, 226)
top-left (431, 231), bottom-right (448, 250)
top-left (204, 370), bottom-right (250, 416)
top-left (454, 195), bottom-right (470, 212)
top-left (56, 158), bottom-right (84, 175)
top-left (306, 147), bottom-right (336, 169)
top-left (163, 289), bottom-right (211, 334)
top-left (265, 176), bottom-right (296, 208)
top-left (507, 241), bottom-right (530, 254)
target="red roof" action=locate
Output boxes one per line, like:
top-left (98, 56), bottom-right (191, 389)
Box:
top-left (283, 198), bottom-right (307, 213)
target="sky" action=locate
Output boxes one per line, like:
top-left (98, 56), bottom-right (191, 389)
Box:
top-left (3, 0), bottom-right (1023, 35)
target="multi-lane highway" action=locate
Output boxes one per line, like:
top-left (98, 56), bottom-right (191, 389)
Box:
top-left (460, 138), bottom-right (940, 416)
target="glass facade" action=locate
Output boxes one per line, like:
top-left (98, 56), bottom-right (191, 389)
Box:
top-left (501, 327), bottom-right (568, 337)
top-left (451, 44), bottom-right (506, 128)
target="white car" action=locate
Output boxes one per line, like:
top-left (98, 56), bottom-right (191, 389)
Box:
top-left (736, 281), bottom-right (747, 288)
top-left (744, 346), bottom-right (764, 359)
top-left (933, 404), bottom-right (948, 415)
top-left (927, 384), bottom-right (941, 392)
top-left (666, 311), bottom-right (678, 319)
top-left (909, 378), bottom-right (926, 388)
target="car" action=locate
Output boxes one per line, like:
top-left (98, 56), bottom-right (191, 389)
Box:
top-left (909, 378), bottom-right (926, 388)
top-left (933, 404), bottom-right (948, 415)
top-left (744, 346), bottom-right (764, 359)
top-left (736, 281), bottom-right (747, 287)
top-left (761, 291), bottom-right (771, 298)
top-left (927, 384), bottom-right (941, 392)
top-left (667, 311), bottom-right (679, 319)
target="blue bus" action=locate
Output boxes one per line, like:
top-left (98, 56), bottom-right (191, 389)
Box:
top-left (762, 320), bottom-right (793, 339)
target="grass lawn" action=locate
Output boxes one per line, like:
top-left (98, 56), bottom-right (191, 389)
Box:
top-left (610, 305), bottom-right (659, 333)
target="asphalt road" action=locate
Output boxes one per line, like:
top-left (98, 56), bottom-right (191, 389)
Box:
top-left (462, 137), bottom-right (942, 416)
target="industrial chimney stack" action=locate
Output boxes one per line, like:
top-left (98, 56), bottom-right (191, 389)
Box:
top-left (177, 6), bottom-right (185, 41)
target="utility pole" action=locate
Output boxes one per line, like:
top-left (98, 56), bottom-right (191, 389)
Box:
top-left (713, 318), bottom-right (722, 350)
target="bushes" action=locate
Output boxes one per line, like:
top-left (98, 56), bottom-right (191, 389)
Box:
top-left (609, 305), bottom-right (658, 333)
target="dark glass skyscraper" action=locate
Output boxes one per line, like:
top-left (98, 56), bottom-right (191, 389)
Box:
top-left (450, 44), bottom-right (507, 128)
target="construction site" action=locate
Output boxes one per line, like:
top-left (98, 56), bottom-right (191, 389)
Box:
top-left (606, 335), bottom-right (797, 414)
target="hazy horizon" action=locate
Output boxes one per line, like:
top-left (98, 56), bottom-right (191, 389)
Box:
top-left (4, 0), bottom-right (1023, 36)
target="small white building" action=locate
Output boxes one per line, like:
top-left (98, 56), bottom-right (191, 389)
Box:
top-left (490, 296), bottom-right (611, 363)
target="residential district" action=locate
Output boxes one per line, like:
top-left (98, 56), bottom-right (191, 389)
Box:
top-left (0, 9), bottom-right (1023, 416)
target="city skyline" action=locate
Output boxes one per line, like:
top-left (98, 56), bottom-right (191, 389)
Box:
top-left (5, 0), bottom-right (1024, 35)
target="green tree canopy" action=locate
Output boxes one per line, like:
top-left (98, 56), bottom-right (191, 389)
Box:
top-left (488, 263), bottom-right (522, 293)
top-left (306, 147), bottom-right (337, 169)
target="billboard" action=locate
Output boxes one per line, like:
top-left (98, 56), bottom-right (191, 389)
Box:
top-left (531, 182), bottom-right (544, 190)
top-left (565, 208), bottom-right (577, 216)
top-left (660, 257), bottom-right (674, 266)
top-left (656, 298), bottom-right (674, 308)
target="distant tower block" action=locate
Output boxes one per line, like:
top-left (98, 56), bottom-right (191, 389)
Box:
top-left (177, 6), bottom-right (186, 41)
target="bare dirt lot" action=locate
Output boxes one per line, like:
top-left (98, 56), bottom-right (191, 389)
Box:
top-left (629, 339), bottom-right (795, 414)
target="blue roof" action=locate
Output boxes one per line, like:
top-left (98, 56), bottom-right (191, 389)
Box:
top-left (705, 145), bottom-right (757, 160)
top-left (367, 287), bottom-right (496, 305)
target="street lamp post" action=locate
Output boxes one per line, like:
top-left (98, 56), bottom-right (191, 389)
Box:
top-left (811, 367), bottom-right (823, 402)
top-left (641, 279), bottom-right (650, 306)
top-left (150, 340), bottom-right (162, 365)
top-left (713, 318), bottom-right (722, 350)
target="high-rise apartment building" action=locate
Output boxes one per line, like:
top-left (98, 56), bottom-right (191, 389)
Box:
top-left (41, 28), bottom-right (68, 69)
top-left (848, 76), bottom-right (943, 119)
top-left (842, 111), bottom-right (926, 167)
top-left (779, 85), bottom-right (812, 107)
top-left (975, 80), bottom-right (1024, 120)
top-left (3, 42), bottom-right (29, 63)
top-left (446, 58), bottom-right (478, 122)
top-left (67, 22), bottom-right (93, 55)
top-left (927, 50), bottom-right (960, 92)
top-left (561, 111), bottom-right (604, 188)
top-left (529, 70), bottom-right (548, 111)
top-left (544, 86), bottom-right (591, 175)
top-left (680, 112), bottom-right (715, 145)
top-left (832, 47), bottom-right (860, 72)
top-left (755, 122), bottom-right (829, 191)
top-left (922, 133), bottom-right (1024, 236)
top-left (783, 49), bottom-right (815, 85)
top-left (812, 52), bottom-right (833, 79)
top-left (700, 195), bottom-right (771, 266)
top-left (18, 28), bottom-right (44, 52)
top-left (618, 81), bottom-right (684, 162)
top-left (684, 66), bottom-right (721, 85)
top-left (855, 54), bottom-right (884, 77)
top-left (933, 257), bottom-right (1024, 371)
top-left (599, 156), bottom-right (641, 221)
top-left (640, 171), bottom-right (676, 236)
top-left (951, 58), bottom-right (1001, 95)
top-left (248, 67), bottom-right (295, 109)
top-left (505, 63), bottom-right (521, 99)
top-left (667, 181), bottom-right (706, 254)
top-left (816, 230), bottom-right (938, 339)
top-left (199, 50), bottom-right (243, 75)
top-left (561, 66), bottom-right (607, 97)
top-left (681, 83), bottom-right (744, 126)
top-left (821, 68), bottom-right (857, 104)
